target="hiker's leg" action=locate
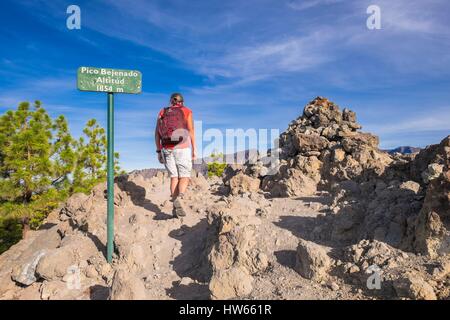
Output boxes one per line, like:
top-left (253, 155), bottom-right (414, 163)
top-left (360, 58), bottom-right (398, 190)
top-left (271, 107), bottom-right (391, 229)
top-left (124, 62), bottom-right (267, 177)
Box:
top-left (162, 149), bottom-right (178, 200)
top-left (172, 148), bottom-right (192, 217)
top-left (174, 148), bottom-right (192, 196)
top-left (170, 177), bottom-right (179, 199)
top-left (177, 177), bottom-right (190, 195)
top-left (173, 177), bottom-right (189, 217)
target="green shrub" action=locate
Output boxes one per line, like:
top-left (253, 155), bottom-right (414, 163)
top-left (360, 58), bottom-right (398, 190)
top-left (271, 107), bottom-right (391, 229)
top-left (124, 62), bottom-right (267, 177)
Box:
top-left (207, 153), bottom-right (227, 178)
top-left (0, 189), bottom-right (67, 254)
top-left (0, 215), bottom-right (22, 254)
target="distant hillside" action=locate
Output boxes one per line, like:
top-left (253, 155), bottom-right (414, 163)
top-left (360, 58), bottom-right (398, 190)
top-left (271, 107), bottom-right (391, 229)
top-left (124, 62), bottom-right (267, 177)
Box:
top-left (130, 150), bottom-right (261, 177)
top-left (133, 146), bottom-right (420, 178)
top-left (385, 146), bottom-right (421, 154)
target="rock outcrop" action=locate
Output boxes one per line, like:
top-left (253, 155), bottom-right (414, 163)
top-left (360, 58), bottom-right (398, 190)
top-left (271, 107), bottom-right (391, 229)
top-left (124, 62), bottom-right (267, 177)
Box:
top-left (110, 269), bottom-right (147, 300)
top-left (295, 240), bottom-right (332, 282)
top-left (225, 97), bottom-right (449, 260)
top-left (206, 205), bottom-right (268, 299)
top-left (324, 135), bottom-right (450, 256)
top-left (229, 173), bottom-right (261, 196)
top-left (412, 136), bottom-right (450, 257)
top-left (393, 272), bottom-right (437, 300)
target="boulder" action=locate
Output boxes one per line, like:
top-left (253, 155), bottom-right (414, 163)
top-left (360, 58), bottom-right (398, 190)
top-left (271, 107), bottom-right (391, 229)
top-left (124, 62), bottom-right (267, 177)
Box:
top-left (399, 181), bottom-right (421, 194)
top-left (229, 173), bottom-right (260, 195)
top-left (341, 132), bottom-right (379, 153)
top-left (209, 267), bottom-right (253, 300)
top-left (3, 226), bottom-right (61, 291)
top-left (208, 213), bottom-right (266, 274)
top-left (116, 175), bottom-right (146, 205)
top-left (262, 169), bottom-right (317, 197)
top-left (36, 235), bottom-right (98, 281)
top-left (393, 272), bottom-right (437, 300)
top-left (40, 280), bottom-right (85, 300)
top-left (345, 240), bottom-right (400, 269)
top-left (333, 148), bottom-right (346, 162)
top-left (59, 193), bottom-right (91, 218)
top-left (189, 173), bottom-right (210, 191)
top-left (342, 108), bottom-right (357, 123)
top-left (293, 133), bottom-right (328, 154)
top-left (422, 163), bottom-right (444, 183)
top-left (11, 250), bottom-right (47, 286)
top-left (110, 269), bottom-right (147, 300)
top-left (207, 210), bottom-right (268, 299)
top-left (295, 239), bottom-right (332, 282)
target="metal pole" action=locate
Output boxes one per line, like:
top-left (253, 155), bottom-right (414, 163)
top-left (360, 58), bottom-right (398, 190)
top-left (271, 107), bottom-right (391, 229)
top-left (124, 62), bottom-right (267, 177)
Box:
top-left (106, 92), bottom-right (114, 263)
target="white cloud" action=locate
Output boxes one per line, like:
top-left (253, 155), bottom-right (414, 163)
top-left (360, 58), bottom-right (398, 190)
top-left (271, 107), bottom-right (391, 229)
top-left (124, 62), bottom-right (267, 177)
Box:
top-left (287, 0), bottom-right (342, 11)
top-left (16, 0), bottom-right (450, 84)
top-left (365, 106), bottom-right (450, 135)
top-left (371, 0), bottom-right (449, 35)
top-left (200, 30), bottom-right (335, 79)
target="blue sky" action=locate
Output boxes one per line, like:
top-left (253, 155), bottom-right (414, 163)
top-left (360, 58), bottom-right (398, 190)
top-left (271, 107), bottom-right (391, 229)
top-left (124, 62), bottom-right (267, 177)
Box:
top-left (0, 0), bottom-right (449, 171)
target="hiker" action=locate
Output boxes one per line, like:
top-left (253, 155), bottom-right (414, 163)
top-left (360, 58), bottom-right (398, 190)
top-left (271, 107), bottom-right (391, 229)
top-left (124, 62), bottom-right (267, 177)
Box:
top-left (155, 93), bottom-right (196, 217)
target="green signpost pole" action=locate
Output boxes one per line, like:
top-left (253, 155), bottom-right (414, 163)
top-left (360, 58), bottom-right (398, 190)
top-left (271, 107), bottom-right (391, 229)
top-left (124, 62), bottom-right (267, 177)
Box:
top-left (106, 92), bottom-right (114, 263)
top-left (77, 66), bottom-right (142, 263)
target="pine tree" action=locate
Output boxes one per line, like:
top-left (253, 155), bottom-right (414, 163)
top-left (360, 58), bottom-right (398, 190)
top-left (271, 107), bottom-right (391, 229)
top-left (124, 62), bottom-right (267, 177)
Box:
top-left (0, 110), bottom-right (15, 179)
top-left (0, 101), bottom-right (125, 253)
top-left (0, 101), bottom-right (53, 202)
top-left (83, 119), bottom-right (107, 180)
top-left (51, 115), bottom-right (76, 192)
top-left (0, 103), bottom-right (125, 198)
top-left (72, 119), bottom-right (105, 192)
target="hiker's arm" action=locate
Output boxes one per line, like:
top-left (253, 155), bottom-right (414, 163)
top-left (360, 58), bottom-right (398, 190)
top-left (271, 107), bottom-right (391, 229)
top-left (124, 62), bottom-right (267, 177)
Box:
top-left (155, 121), bottom-right (164, 164)
top-left (187, 112), bottom-right (196, 159)
top-left (155, 121), bottom-right (162, 151)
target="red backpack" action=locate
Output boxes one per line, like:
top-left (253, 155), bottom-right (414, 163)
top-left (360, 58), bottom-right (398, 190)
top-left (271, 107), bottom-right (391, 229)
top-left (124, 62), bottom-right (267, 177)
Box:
top-left (158, 106), bottom-right (187, 147)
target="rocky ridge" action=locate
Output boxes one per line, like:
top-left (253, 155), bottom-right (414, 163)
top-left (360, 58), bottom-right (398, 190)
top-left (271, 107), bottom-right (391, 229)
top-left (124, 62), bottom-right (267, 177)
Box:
top-left (0, 97), bottom-right (448, 300)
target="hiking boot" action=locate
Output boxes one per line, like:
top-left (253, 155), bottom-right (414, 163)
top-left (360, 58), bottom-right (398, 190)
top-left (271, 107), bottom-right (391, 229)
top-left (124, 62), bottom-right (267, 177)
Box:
top-left (172, 206), bottom-right (178, 218)
top-left (173, 194), bottom-right (187, 217)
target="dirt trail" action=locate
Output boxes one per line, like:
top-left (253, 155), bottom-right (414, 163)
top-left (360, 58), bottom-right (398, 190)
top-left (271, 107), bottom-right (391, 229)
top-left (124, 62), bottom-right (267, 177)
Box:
top-left (111, 180), bottom-right (211, 300)
top-left (0, 175), bottom-right (375, 300)
top-left (110, 178), bottom-right (362, 300)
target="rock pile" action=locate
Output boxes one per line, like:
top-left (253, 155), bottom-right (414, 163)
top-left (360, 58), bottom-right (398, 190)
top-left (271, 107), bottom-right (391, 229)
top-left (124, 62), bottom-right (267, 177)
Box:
top-left (225, 97), bottom-right (449, 260)
top-left (230, 97), bottom-right (392, 197)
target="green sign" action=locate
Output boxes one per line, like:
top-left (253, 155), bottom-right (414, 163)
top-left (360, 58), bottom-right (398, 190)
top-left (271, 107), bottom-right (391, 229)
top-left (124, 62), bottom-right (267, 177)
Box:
top-left (77, 66), bottom-right (142, 94)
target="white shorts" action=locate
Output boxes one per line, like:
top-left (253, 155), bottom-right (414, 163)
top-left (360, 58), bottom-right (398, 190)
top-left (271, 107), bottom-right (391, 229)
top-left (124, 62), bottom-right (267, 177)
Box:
top-left (162, 148), bottom-right (192, 178)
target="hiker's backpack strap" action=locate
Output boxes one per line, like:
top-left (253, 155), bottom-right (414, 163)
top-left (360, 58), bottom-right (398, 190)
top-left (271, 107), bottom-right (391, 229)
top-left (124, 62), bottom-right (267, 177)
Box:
top-left (158, 107), bottom-right (169, 135)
